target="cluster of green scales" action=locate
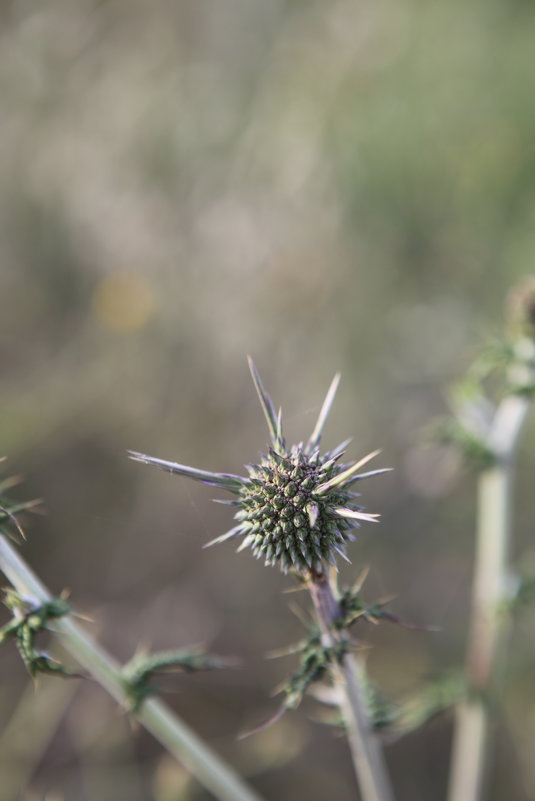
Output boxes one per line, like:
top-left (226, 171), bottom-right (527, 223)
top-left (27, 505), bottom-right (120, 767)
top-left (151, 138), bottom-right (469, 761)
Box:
top-left (235, 443), bottom-right (377, 573)
top-left (130, 358), bottom-right (388, 575)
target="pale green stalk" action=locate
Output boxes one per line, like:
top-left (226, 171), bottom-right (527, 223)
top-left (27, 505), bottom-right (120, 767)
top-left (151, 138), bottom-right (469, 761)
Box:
top-left (447, 342), bottom-right (533, 801)
top-left (310, 572), bottom-right (395, 801)
top-left (0, 535), bottom-right (264, 801)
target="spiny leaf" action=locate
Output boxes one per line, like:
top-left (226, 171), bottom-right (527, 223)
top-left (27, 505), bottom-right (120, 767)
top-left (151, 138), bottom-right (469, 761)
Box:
top-left (433, 420), bottom-right (496, 470)
top-left (241, 633), bottom-right (351, 737)
top-left (121, 647), bottom-right (231, 712)
top-left (387, 675), bottom-right (467, 738)
top-left (1, 591), bottom-right (80, 680)
top-left (0, 461), bottom-right (43, 542)
top-left (336, 587), bottom-right (436, 632)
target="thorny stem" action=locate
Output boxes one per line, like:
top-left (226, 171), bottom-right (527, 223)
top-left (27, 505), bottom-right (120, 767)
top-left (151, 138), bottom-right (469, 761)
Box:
top-left (309, 571), bottom-right (395, 801)
top-left (447, 353), bottom-right (532, 801)
top-left (0, 535), bottom-right (264, 801)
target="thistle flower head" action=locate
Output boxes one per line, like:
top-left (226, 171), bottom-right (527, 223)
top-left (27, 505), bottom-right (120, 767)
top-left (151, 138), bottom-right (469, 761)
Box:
top-left (130, 358), bottom-right (389, 576)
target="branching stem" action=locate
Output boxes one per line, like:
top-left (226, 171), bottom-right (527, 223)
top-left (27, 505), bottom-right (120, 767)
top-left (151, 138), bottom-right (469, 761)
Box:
top-left (0, 535), bottom-right (265, 801)
top-left (309, 572), bottom-right (395, 801)
top-left (447, 378), bottom-right (532, 801)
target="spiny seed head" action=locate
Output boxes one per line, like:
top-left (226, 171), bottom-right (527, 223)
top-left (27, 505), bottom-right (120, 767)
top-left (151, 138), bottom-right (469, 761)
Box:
top-left (129, 358), bottom-right (390, 576)
top-left (239, 446), bottom-right (359, 573)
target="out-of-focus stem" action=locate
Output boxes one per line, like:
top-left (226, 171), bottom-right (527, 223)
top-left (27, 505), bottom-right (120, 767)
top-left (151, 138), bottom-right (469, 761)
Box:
top-left (309, 572), bottom-right (395, 801)
top-left (0, 535), bottom-right (265, 801)
top-left (0, 675), bottom-right (78, 800)
top-left (447, 381), bottom-right (531, 801)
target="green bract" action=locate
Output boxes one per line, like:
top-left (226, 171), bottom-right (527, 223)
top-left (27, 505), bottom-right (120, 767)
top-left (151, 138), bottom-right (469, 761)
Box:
top-left (130, 358), bottom-right (389, 575)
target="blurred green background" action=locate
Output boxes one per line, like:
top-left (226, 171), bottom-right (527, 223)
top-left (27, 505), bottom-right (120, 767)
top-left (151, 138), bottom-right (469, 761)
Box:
top-left (1, 1), bottom-right (534, 799)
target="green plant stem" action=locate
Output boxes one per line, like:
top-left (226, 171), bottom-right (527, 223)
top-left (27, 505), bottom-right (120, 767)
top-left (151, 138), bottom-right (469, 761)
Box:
top-left (309, 572), bottom-right (395, 801)
top-left (447, 390), bottom-right (531, 801)
top-left (0, 535), bottom-right (265, 801)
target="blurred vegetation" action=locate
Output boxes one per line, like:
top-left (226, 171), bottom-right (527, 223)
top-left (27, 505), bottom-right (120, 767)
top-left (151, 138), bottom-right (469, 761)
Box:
top-left (1, 1), bottom-right (535, 799)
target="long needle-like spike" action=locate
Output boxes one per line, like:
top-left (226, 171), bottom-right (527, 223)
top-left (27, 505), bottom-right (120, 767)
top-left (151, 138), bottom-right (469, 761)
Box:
top-left (128, 451), bottom-right (246, 493)
top-left (238, 705), bottom-right (287, 739)
top-left (306, 373), bottom-right (341, 454)
top-left (0, 474), bottom-right (24, 492)
top-left (352, 565), bottom-right (370, 594)
top-left (313, 450), bottom-right (381, 496)
top-left (236, 534), bottom-right (255, 553)
top-left (334, 545), bottom-right (352, 564)
top-left (328, 438), bottom-right (353, 458)
top-left (247, 357), bottom-right (281, 451)
top-left (333, 508), bottom-right (381, 523)
top-left (276, 407), bottom-right (284, 451)
top-left (203, 525), bottom-right (245, 548)
top-left (0, 505), bottom-right (27, 541)
top-left (344, 468), bottom-right (393, 486)
top-left (265, 640), bottom-right (309, 659)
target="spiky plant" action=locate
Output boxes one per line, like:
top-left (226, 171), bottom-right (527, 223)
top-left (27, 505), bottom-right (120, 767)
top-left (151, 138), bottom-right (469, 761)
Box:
top-left (130, 359), bottom-right (395, 801)
top-left (129, 357), bottom-right (389, 576)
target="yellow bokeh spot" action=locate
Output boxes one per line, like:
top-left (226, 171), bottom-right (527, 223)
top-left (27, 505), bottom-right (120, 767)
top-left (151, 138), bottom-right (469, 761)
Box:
top-left (92, 271), bottom-right (155, 333)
